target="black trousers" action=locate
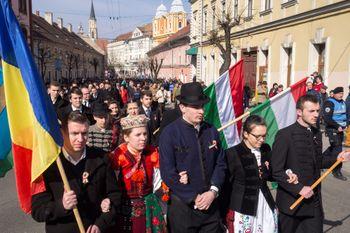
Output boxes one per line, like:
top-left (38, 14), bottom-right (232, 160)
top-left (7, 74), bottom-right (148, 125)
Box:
top-left (325, 129), bottom-right (343, 173)
top-left (167, 195), bottom-right (223, 233)
top-left (279, 208), bottom-right (324, 233)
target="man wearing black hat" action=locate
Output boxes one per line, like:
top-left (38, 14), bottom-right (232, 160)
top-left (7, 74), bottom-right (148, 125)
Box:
top-left (159, 82), bottom-right (226, 233)
top-left (87, 104), bottom-right (114, 152)
top-left (323, 86), bottom-right (348, 180)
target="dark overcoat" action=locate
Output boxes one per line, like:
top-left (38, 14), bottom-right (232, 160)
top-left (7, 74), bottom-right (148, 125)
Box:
top-left (159, 118), bottom-right (226, 204)
top-left (271, 122), bottom-right (335, 216)
top-left (31, 147), bottom-right (121, 233)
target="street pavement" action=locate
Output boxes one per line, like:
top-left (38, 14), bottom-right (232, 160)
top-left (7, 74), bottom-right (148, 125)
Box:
top-left (0, 133), bottom-right (349, 233)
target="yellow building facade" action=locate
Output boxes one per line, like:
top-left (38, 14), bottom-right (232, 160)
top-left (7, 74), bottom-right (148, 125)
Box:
top-left (153, 0), bottom-right (188, 45)
top-left (190, 0), bottom-right (350, 92)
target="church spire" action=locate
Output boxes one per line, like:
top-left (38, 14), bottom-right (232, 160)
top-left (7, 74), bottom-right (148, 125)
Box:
top-left (89, 0), bottom-right (96, 20)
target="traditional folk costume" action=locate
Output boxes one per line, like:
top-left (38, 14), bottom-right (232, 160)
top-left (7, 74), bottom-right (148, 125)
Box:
top-left (224, 142), bottom-right (277, 233)
top-left (109, 115), bottom-right (167, 233)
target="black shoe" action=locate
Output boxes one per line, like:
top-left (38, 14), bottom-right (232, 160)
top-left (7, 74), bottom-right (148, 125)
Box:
top-left (333, 172), bottom-right (347, 181)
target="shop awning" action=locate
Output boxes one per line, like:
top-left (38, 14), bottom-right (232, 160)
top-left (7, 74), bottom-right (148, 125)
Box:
top-left (186, 46), bottom-right (198, 55)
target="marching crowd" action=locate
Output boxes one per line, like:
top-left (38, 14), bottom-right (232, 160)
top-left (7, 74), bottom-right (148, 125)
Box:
top-left (30, 77), bottom-right (350, 233)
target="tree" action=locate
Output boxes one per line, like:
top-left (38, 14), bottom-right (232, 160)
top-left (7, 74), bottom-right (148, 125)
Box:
top-left (73, 54), bottom-right (81, 79)
top-left (90, 57), bottom-right (99, 76)
top-left (35, 42), bottom-right (52, 81)
top-left (148, 57), bottom-right (163, 80)
top-left (137, 59), bottom-right (149, 76)
top-left (208, 4), bottom-right (245, 75)
top-left (64, 51), bottom-right (75, 81)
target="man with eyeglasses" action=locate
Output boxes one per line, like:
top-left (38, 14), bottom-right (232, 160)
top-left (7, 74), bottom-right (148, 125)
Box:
top-left (270, 94), bottom-right (350, 233)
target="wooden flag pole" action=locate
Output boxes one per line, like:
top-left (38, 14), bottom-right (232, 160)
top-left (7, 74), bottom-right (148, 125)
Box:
top-left (56, 156), bottom-right (86, 233)
top-left (153, 127), bottom-right (160, 135)
top-left (208, 111), bottom-right (251, 149)
top-left (290, 158), bottom-right (344, 210)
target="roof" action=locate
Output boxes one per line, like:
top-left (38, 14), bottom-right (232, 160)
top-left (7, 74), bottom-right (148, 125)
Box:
top-left (31, 14), bottom-right (102, 55)
top-left (95, 39), bottom-right (109, 52)
top-left (147, 24), bottom-right (190, 56)
top-left (114, 31), bottom-right (133, 41)
top-left (137, 23), bottom-right (153, 37)
top-left (113, 23), bottom-right (153, 42)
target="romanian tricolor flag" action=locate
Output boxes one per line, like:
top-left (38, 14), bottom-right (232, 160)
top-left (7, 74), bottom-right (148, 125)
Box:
top-left (0, 0), bottom-right (63, 213)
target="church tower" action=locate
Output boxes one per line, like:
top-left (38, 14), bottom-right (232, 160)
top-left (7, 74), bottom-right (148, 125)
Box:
top-left (88, 0), bottom-right (98, 40)
top-left (152, 0), bottom-right (187, 45)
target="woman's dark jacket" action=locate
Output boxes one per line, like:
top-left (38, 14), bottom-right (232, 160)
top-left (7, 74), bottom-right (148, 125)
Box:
top-left (223, 142), bottom-right (275, 216)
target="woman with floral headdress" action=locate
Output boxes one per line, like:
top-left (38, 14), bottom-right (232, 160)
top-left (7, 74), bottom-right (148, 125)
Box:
top-left (109, 115), bottom-right (187, 232)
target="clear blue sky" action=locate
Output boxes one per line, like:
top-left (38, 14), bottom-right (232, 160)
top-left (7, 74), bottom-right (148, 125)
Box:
top-left (32, 0), bottom-right (191, 40)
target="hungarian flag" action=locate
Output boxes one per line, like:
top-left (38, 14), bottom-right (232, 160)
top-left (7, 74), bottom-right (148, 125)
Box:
top-left (0, 0), bottom-right (63, 213)
top-left (250, 77), bottom-right (307, 146)
top-left (204, 60), bottom-right (244, 149)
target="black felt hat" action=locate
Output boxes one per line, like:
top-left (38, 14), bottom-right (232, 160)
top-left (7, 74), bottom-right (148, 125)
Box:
top-left (93, 104), bottom-right (108, 117)
top-left (176, 82), bottom-right (210, 106)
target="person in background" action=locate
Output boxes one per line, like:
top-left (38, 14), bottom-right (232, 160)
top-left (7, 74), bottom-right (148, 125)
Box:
top-left (320, 85), bottom-right (328, 104)
top-left (277, 84), bottom-right (284, 94)
top-left (108, 101), bottom-right (122, 148)
top-left (139, 91), bottom-right (161, 145)
top-left (81, 86), bottom-right (92, 108)
top-left (48, 81), bottom-right (68, 113)
top-left (269, 83), bottom-right (279, 98)
top-left (256, 81), bottom-right (268, 104)
top-left (58, 87), bottom-right (94, 125)
top-left (88, 104), bottom-right (114, 152)
top-left (120, 85), bottom-right (128, 106)
top-left (313, 76), bottom-right (324, 92)
top-left (243, 85), bottom-right (251, 109)
top-left (323, 87), bottom-right (348, 180)
top-left (345, 85), bottom-right (350, 147)
top-left (125, 102), bottom-right (139, 117)
top-left (155, 85), bottom-right (168, 116)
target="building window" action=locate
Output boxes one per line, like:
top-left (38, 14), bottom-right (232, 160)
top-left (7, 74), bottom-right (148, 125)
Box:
top-left (203, 6), bottom-right (208, 34)
top-left (260, 0), bottom-right (272, 16)
top-left (178, 21), bottom-right (182, 29)
top-left (221, 0), bottom-right (226, 21)
top-left (281, 0), bottom-right (297, 8)
top-left (247, 0), bottom-right (253, 18)
top-left (315, 43), bottom-right (326, 78)
top-left (283, 47), bottom-right (293, 87)
top-left (234, 0), bottom-right (238, 20)
top-left (211, 6), bottom-right (216, 30)
top-left (19, 0), bottom-right (27, 14)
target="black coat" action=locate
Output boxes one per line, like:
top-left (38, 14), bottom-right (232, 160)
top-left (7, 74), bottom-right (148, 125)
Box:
top-left (139, 105), bottom-right (161, 145)
top-left (223, 142), bottom-right (275, 216)
top-left (58, 105), bottom-right (95, 125)
top-left (31, 147), bottom-right (121, 233)
top-left (51, 95), bottom-right (68, 113)
top-left (271, 122), bottom-right (335, 216)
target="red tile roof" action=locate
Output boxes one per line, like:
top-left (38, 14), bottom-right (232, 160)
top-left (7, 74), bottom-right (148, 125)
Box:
top-left (147, 24), bottom-right (190, 56)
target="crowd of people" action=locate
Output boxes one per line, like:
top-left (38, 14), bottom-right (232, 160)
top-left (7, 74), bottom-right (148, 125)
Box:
top-left (30, 77), bottom-right (350, 233)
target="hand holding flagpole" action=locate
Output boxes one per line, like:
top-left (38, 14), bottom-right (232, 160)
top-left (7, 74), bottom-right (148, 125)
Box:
top-left (290, 151), bottom-right (350, 210)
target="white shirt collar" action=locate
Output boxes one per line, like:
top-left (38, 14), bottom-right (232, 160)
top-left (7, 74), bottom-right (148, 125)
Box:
top-left (62, 147), bottom-right (86, 165)
top-left (72, 105), bottom-right (82, 112)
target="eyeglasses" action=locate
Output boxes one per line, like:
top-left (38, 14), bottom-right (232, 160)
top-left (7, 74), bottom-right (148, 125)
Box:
top-left (248, 132), bottom-right (267, 140)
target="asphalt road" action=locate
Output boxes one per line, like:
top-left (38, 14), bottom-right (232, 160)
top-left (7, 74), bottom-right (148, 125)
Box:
top-left (0, 134), bottom-right (349, 233)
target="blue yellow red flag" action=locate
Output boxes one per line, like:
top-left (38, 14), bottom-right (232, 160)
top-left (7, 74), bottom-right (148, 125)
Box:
top-left (0, 0), bottom-right (63, 213)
